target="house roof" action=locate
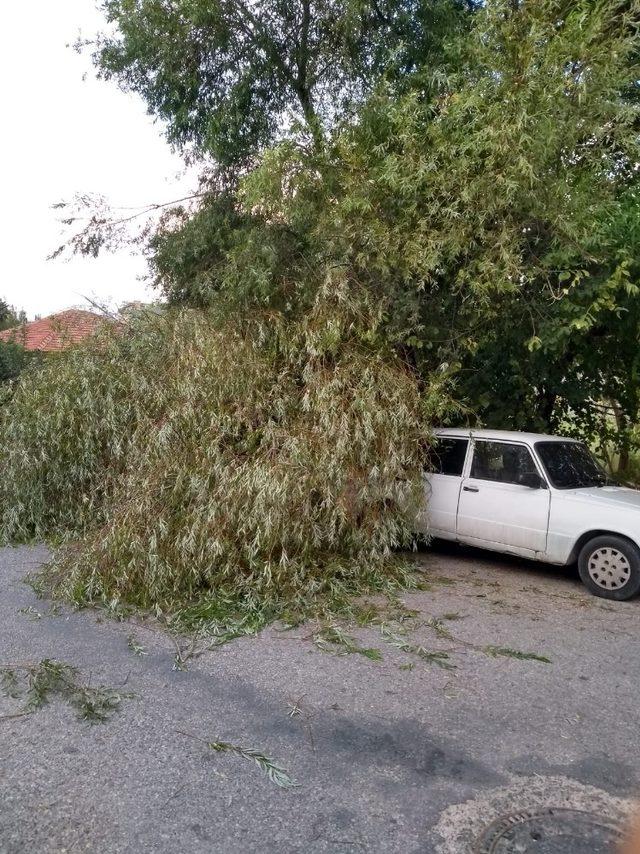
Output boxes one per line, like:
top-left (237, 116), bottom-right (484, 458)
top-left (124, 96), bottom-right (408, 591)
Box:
top-left (0, 309), bottom-right (104, 352)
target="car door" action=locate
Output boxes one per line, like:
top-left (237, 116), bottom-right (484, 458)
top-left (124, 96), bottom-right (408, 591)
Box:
top-left (456, 439), bottom-right (550, 554)
top-left (419, 437), bottom-right (469, 537)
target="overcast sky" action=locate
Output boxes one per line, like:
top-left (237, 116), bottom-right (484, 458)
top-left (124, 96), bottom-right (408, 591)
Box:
top-left (1, 1), bottom-right (194, 319)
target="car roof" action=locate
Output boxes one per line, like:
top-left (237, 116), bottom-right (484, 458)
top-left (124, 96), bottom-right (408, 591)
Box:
top-left (433, 428), bottom-right (580, 445)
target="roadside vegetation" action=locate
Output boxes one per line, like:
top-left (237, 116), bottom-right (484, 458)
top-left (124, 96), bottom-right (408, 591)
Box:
top-left (0, 299), bottom-right (31, 392)
top-left (1, 0), bottom-right (639, 629)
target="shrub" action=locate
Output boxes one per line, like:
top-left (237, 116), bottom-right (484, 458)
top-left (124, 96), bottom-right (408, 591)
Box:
top-left (0, 340), bottom-right (34, 390)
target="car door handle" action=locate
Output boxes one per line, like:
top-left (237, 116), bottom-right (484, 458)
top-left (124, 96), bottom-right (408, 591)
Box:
top-left (463, 486), bottom-right (479, 493)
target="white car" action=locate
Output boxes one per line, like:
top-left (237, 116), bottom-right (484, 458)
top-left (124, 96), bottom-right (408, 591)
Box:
top-left (419, 428), bottom-right (640, 601)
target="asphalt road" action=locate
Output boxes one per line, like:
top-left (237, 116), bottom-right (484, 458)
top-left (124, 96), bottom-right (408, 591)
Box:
top-left (1, 543), bottom-right (639, 853)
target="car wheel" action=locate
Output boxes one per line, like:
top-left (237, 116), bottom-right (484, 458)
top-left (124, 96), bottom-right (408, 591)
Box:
top-left (577, 535), bottom-right (640, 601)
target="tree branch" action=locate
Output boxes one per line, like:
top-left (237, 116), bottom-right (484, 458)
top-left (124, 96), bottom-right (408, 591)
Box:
top-left (227, 0), bottom-right (294, 84)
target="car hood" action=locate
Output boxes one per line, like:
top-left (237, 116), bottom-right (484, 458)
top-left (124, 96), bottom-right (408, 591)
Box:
top-left (562, 485), bottom-right (640, 511)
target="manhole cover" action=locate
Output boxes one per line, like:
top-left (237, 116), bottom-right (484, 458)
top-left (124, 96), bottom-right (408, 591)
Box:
top-left (473, 808), bottom-right (624, 853)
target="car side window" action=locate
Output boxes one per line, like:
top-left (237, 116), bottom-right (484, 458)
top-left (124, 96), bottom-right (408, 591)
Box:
top-left (429, 438), bottom-right (469, 477)
top-left (471, 441), bottom-right (538, 485)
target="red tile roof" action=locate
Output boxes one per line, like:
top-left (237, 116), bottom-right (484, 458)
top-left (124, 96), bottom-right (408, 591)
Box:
top-left (0, 309), bottom-right (105, 352)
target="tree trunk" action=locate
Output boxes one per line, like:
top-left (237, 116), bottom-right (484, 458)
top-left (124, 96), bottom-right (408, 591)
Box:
top-left (297, 87), bottom-right (324, 149)
top-left (612, 400), bottom-right (630, 476)
top-left (537, 387), bottom-right (557, 429)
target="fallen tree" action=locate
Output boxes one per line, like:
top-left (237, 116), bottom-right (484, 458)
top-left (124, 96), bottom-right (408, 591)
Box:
top-left (0, 280), bottom-right (446, 617)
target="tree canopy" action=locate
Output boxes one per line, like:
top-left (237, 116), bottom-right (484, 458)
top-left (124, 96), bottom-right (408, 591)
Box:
top-left (0, 299), bottom-right (30, 385)
top-left (94, 0), bottom-right (474, 165)
top-left (72, 0), bottom-right (640, 472)
top-left (0, 299), bottom-right (26, 331)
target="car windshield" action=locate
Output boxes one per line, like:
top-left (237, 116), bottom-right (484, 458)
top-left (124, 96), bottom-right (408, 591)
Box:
top-left (535, 441), bottom-right (613, 489)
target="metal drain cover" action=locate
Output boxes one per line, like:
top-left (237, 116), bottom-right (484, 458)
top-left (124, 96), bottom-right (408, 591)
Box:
top-left (473, 807), bottom-right (624, 853)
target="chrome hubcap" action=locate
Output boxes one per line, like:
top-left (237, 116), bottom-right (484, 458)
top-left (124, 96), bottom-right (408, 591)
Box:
top-left (587, 547), bottom-right (631, 590)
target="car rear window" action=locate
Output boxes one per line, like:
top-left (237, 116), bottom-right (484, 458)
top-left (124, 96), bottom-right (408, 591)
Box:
top-left (429, 438), bottom-right (469, 477)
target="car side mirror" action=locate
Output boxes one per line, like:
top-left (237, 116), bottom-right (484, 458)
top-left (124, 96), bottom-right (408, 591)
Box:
top-left (518, 471), bottom-right (546, 489)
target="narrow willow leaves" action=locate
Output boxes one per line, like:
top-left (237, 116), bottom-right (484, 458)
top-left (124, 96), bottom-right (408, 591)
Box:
top-left (0, 283), bottom-right (437, 613)
top-left (207, 741), bottom-right (299, 789)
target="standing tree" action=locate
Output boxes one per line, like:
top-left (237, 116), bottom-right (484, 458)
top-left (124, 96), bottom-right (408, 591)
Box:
top-left (0, 299), bottom-right (26, 331)
top-left (92, 0), bottom-right (474, 165)
top-left (64, 0), bottom-right (640, 471)
top-left (0, 298), bottom-right (29, 386)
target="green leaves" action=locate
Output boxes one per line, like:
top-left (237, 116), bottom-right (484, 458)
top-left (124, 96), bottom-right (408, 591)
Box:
top-left (92, 0), bottom-right (469, 167)
top-left (207, 741), bottom-right (299, 789)
top-left (5, 0), bottom-right (640, 632)
top-left (0, 297), bottom-right (435, 614)
top-left (313, 624), bottom-right (383, 660)
top-left (0, 341), bottom-right (33, 387)
top-left (380, 624), bottom-right (456, 670)
top-left (127, 634), bottom-right (148, 657)
top-left (0, 659), bottom-right (132, 723)
top-left (72, 0), bottom-right (640, 473)
top-left (483, 646), bottom-right (551, 665)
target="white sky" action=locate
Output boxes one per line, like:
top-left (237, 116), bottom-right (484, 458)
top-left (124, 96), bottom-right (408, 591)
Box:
top-left (1, 1), bottom-right (194, 319)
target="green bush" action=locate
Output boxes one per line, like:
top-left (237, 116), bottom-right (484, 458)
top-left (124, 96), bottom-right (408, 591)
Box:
top-left (0, 340), bottom-right (34, 389)
top-left (0, 282), bottom-right (438, 615)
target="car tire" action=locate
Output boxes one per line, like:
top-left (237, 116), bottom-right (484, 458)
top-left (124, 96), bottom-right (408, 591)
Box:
top-left (577, 535), bottom-right (640, 601)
